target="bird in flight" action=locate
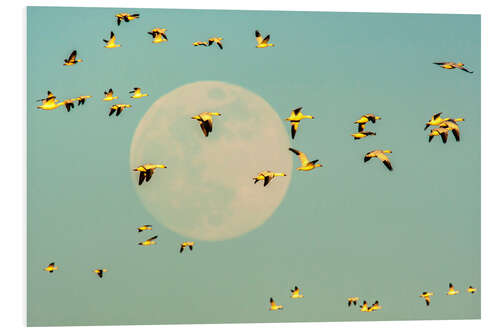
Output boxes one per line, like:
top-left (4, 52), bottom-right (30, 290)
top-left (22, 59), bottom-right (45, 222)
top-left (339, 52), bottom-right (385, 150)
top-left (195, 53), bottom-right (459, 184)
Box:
top-left (137, 225), bottom-right (152, 232)
top-left (447, 283), bottom-right (459, 295)
top-left (284, 107), bottom-right (315, 139)
top-left (428, 127), bottom-right (449, 143)
top-left (424, 112), bottom-right (448, 130)
top-left (147, 28), bottom-right (168, 43)
top-left (103, 31), bottom-right (121, 48)
top-left (290, 286), bottom-right (304, 299)
top-left (255, 30), bottom-right (275, 48)
top-left (103, 88), bottom-right (118, 101)
top-left (61, 99), bottom-right (76, 112)
top-left (208, 37), bottom-right (223, 49)
top-left (191, 112), bottom-right (222, 137)
top-left (93, 269), bottom-right (108, 279)
top-left (352, 131), bottom-right (376, 140)
top-left (347, 297), bottom-right (359, 307)
top-left (439, 120), bottom-right (462, 142)
top-left (364, 150), bottom-right (393, 171)
top-left (354, 114), bottom-right (382, 132)
top-left (44, 262), bottom-right (58, 273)
top-left (289, 148), bottom-right (323, 171)
top-left (433, 61), bottom-right (473, 73)
top-left (360, 300), bottom-right (372, 312)
top-left (74, 95), bottom-right (92, 105)
top-left (180, 241), bottom-right (195, 253)
top-left (63, 50), bottom-right (82, 66)
top-left (193, 41), bottom-right (209, 47)
top-left (269, 297), bottom-right (284, 311)
top-left (253, 171), bottom-right (287, 187)
top-left (419, 291), bottom-right (433, 306)
top-left (129, 87), bottom-right (148, 99)
top-left (133, 164), bottom-right (167, 186)
top-left (138, 235), bottom-right (158, 246)
top-left (37, 97), bottom-right (63, 110)
top-left (109, 104), bottom-right (131, 117)
top-left (116, 13), bottom-right (140, 26)
top-left (370, 300), bottom-right (382, 311)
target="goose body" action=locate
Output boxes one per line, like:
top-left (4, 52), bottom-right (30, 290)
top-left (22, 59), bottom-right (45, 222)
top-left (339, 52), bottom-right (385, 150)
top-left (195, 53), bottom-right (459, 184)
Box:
top-left (347, 297), bottom-right (359, 307)
top-left (109, 104), bottom-right (131, 117)
top-left (37, 98), bottom-right (64, 110)
top-left (354, 114), bottom-right (382, 125)
top-left (352, 131), bottom-right (376, 140)
top-left (103, 31), bottom-right (121, 48)
top-left (137, 225), bottom-right (152, 232)
top-left (191, 112), bottom-right (222, 137)
top-left (133, 164), bottom-right (167, 185)
top-left (284, 107), bottom-right (315, 139)
top-left (180, 241), bottom-right (195, 253)
top-left (360, 300), bottom-right (372, 312)
top-left (62, 99), bottom-right (76, 112)
top-left (364, 150), bottom-right (393, 171)
top-left (433, 62), bottom-right (473, 73)
top-left (255, 30), bottom-right (275, 48)
top-left (193, 41), bottom-right (209, 46)
top-left (269, 297), bottom-right (283, 311)
top-left (424, 112), bottom-right (448, 130)
top-left (148, 28), bottom-right (168, 43)
top-left (63, 50), bottom-right (82, 66)
top-left (116, 13), bottom-right (139, 25)
top-left (208, 37), bottom-right (223, 49)
top-left (103, 88), bottom-right (118, 101)
top-left (253, 170), bottom-right (286, 187)
top-left (130, 87), bottom-right (148, 99)
top-left (428, 127), bottom-right (449, 143)
top-left (138, 235), bottom-right (158, 246)
top-left (74, 95), bottom-right (92, 105)
top-left (152, 34), bottom-right (167, 43)
top-left (447, 283), bottom-right (459, 295)
top-left (439, 120), bottom-right (461, 142)
top-left (370, 300), bottom-right (382, 311)
top-left (93, 268), bottom-right (108, 278)
top-left (289, 148), bottom-right (323, 171)
top-left (290, 286), bottom-right (304, 299)
top-left (419, 291), bottom-right (433, 306)
top-left (44, 262), bottom-right (58, 273)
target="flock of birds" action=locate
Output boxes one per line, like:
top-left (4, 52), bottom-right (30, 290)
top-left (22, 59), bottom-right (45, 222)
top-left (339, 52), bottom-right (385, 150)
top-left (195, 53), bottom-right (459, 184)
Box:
top-left (35, 10), bottom-right (477, 318)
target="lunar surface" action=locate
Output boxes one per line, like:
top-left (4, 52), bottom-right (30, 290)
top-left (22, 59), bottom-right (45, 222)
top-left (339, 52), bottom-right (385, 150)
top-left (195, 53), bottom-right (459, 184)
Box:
top-left (129, 81), bottom-right (292, 241)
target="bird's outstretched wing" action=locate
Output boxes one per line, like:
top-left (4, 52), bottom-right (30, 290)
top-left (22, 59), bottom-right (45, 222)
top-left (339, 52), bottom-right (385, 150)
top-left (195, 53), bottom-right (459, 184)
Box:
top-left (255, 30), bottom-right (262, 44)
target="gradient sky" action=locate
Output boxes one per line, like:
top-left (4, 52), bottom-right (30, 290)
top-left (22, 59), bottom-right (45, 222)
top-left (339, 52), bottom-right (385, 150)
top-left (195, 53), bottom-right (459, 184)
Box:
top-left (27, 6), bottom-right (480, 326)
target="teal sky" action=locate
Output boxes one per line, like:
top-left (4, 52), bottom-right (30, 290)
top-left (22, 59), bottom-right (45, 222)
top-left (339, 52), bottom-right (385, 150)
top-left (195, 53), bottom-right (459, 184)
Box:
top-left (27, 7), bottom-right (480, 326)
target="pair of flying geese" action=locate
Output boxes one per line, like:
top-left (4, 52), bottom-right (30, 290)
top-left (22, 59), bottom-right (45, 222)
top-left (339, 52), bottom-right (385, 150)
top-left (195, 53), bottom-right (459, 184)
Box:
top-left (426, 112), bottom-right (464, 143)
top-left (43, 262), bottom-right (108, 279)
top-left (269, 286), bottom-right (304, 311)
top-left (138, 236), bottom-right (195, 253)
top-left (352, 113), bottom-right (381, 140)
top-left (193, 37), bottom-right (224, 49)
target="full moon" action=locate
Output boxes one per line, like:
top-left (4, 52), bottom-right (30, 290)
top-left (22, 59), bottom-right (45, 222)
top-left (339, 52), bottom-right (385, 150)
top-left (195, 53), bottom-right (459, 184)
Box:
top-left (129, 81), bottom-right (292, 241)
